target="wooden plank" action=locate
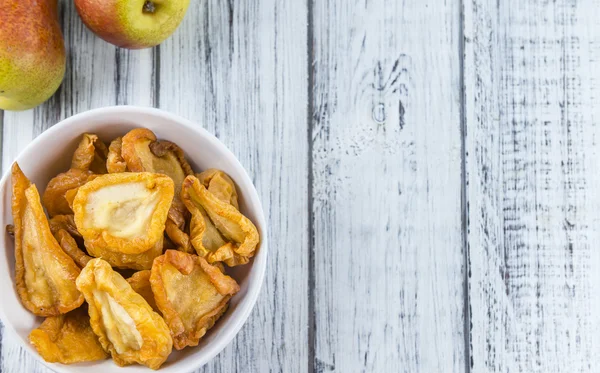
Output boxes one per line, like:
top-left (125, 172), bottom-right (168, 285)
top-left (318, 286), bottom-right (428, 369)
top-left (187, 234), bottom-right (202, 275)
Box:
top-left (158, 0), bottom-right (308, 372)
top-left (464, 0), bottom-right (600, 371)
top-left (311, 1), bottom-right (465, 371)
top-left (0, 0), bottom-right (154, 371)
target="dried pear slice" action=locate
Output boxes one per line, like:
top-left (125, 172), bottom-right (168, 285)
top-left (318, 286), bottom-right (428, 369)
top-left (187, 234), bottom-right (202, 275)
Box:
top-left (71, 133), bottom-right (108, 174)
top-left (48, 214), bottom-right (80, 238)
top-left (42, 134), bottom-right (107, 217)
top-left (150, 250), bottom-right (239, 350)
top-left (164, 219), bottom-right (193, 254)
top-left (54, 229), bottom-right (92, 269)
top-left (188, 204), bottom-right (230, 259)
top-left (107, 137), bottom-right (127, 173)
top-left (64, 188), bottom-right (78, 210)
top-left (164, 220), bottom-right (193, 253)
top-left (76, 259), bottom-right (172, 369)
top-left (181, 175), bottom-right (259, 267)
top-left (73, 172), bottom-right (174, 255)
top-left (43, 169), bottom-right (95, 217)
top-left (29, 307), bottom-right (109, 364)
top-left (12, 163), bottom-right (83, 316)
top-left (121, 128), bottom-right (193, 183)
top-left (122, 128), bottom-right (193, 252)
top-left (162, 235), bottom-right (178, 251)
top-left (127, 270), bottom-right (159, 313)
top-left (196, 169), bottom-right (239, 209)
top-left (85, 239), bottom-right (163, 271)
top-left (193, 169), bottom-right (240, 264)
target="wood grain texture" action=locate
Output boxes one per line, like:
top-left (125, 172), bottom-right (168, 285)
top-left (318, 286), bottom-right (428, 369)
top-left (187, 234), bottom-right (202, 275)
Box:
top-left (0, 0), bottom-right (154, 371)
top-left (158, 0), bottom-right (308, 372)
top-left (4, 0), bottom-right (600, 372)
top-left (311, 1), bottom-right (465, 371)
top-left (464, 0), bottom-right (600, 371)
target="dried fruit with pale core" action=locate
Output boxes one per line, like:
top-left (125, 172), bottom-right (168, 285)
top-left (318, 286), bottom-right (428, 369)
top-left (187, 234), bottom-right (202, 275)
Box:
top-left (181, 175), bottom-right (259, 267)
top-left (122, 128), bottom-right (194, 253)
top-left (150, 250), bottom-right (239, 350)
top-left (8, 129), bottom-right (254, 369)
top-left (76, 258), bottom-right (172, 370)
top-left (29, 307), bottom-right (108, 364)
top-left (73, 172), bottom-right (174, 255)
top-left (11, 162), bottom-right (83, 316)
top-left (43, 134), bottom-right (107, 217)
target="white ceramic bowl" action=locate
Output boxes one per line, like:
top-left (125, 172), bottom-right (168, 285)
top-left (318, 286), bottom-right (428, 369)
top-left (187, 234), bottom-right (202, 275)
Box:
top-left (0, 106), bottom-right (267, 373)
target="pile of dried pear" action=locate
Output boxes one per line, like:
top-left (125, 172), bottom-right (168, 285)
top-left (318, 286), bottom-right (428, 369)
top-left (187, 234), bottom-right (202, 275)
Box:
top-left (8, 128), bottom-right (259, 370)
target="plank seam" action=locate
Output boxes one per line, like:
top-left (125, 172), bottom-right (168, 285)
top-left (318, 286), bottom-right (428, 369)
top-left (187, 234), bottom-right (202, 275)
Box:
top-left (306, 0), bottom-right (316, 371)
top-left (153, 45), bottom-right (161, 108)
top-left (458, 0), bottom-right (471, 371)
top-left (115, 50), bottom-right (121, 105)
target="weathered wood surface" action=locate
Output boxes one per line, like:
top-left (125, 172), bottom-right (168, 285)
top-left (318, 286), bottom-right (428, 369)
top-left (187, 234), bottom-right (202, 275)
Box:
top-left (158, 0), bottom-right (309, 372)
top-left (463, 0), bottom-right (600, 372)
top-left (2, 0), bottom-right (600, 372)
top-left (310, 0), bottom-right (466, 372)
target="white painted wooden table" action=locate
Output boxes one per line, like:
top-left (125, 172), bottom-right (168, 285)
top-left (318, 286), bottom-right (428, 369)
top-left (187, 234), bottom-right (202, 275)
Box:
top-left (1, 0), bottom-right (598, 372)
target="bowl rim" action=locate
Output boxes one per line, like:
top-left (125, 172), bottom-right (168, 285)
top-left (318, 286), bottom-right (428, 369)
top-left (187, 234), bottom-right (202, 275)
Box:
top-left (0, 105), bottom-right (268, 373)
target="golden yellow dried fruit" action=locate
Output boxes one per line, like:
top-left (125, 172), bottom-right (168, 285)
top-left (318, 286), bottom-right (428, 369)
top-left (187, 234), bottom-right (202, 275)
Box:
top-left (76, 258), bottom-right (172, 370)
top-left (54, 229), bottom-right (92, 269)
top-left (181, 175), bottom-right (259, 267)
top-left (43, 169), bottom-right (94, 217)
top-left (11, 163), bottom-right (83, 316)
top-left (162, 235), bottom-right (178, 251)
top-left (29, 307), bottom-right (109, 364)
top-left (48, 214), bottom-right (80, 238)
top-left (73, 172), bottom-right (174, 255)
top-left (71, 133), bottom-right (108, 175)
top-left (64, 188), bottom-right (78, 211)
top-left (196, 169), bottom-right (239, 209)
top-left (85, 240), bottom-right (163, 271)
top-left (165, 221), bottom-right (193, 253)
top-left (121, 128), bottom-right (193, 184)
top-left (127, 270), bottom-right (159, 313)
top-left (164, 219), bottom-right (193, 254)
top-left (42, 134), bottom-right (108, 217)
top-left (150, 250), bottom-right (239, 350)
top-left (107, 137), bottom-right (127, 173)
top-left (122, 128), bottom-right (194, 253)
top-left (190, 205), bottom-right (231, 259)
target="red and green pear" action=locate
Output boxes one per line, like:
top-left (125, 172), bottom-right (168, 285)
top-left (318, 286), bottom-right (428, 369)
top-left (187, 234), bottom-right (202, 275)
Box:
top-left (75, 0), bottom-right (191, 49)
top-left (0, 0), bottom-right (66, 111)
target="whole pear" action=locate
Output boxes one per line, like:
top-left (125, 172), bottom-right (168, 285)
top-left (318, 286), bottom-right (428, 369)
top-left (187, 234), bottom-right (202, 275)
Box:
top-left (75, 0), bottom-right (191, 49)
top-left (0, 0), bottom-right (66, 111)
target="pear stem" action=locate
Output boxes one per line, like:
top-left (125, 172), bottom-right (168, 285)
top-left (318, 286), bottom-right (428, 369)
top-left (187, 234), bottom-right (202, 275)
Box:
top-left (143, 1), bottom-right (155, 13)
